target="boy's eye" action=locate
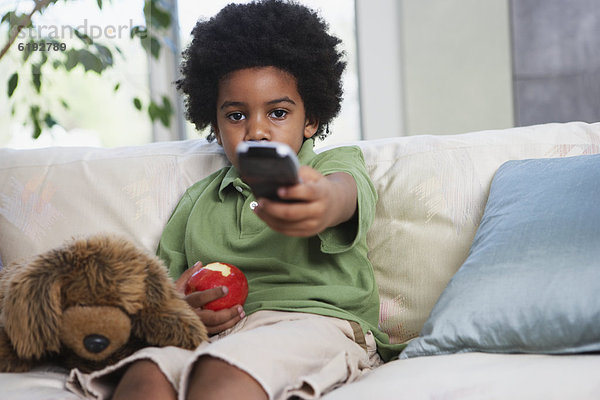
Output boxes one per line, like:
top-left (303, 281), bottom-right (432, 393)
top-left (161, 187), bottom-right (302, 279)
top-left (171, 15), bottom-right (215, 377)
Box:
top-left (269, 109), bottom-right (287, 119)
top-left (227, 112), bottom-right (245, 121)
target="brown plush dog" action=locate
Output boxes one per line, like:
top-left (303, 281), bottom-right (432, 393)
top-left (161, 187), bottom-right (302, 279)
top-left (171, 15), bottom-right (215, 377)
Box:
top-left (0, 234), bottom-right (208, 373)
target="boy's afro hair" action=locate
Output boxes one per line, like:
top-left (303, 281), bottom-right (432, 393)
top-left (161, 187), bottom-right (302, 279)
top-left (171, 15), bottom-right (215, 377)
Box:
top-left (176, 0), bottom-right (346, 141)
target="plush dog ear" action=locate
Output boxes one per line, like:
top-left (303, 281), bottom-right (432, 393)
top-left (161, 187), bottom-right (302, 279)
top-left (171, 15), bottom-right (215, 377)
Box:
top-left (2, 255), bottom-right (64, 360)
top-left (0, 326), bottom-right (37, 372)
top-left (132, 255), bottom-right (208, 349)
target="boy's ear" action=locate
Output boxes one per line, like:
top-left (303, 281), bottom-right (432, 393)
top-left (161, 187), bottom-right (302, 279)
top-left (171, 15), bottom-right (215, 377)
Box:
top-left (304, 118), bottom-right (319, 139)
top-left (212, 124), bottom-right (222, 145)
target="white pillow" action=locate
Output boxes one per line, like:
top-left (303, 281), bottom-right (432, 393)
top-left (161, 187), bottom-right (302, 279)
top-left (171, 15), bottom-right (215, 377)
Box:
top-left (0, 139), bottom-right (228, 265)
top-left (356, 121), bottom-right (600, 343)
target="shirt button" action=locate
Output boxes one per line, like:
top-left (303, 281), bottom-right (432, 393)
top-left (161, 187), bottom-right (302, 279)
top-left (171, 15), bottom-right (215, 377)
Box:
top-left (250, 201), bottom-right (259, 210)
top-left (235, 186), bottom-right (243, 193)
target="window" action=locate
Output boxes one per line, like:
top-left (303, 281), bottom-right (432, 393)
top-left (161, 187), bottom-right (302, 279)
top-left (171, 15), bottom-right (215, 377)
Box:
top-left (0, 0), bottom-right (151, 148)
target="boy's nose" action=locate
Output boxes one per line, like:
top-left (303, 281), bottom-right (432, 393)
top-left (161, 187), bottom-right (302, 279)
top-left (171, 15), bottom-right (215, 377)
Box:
top-left (245, 116), bottom-right (270, 141)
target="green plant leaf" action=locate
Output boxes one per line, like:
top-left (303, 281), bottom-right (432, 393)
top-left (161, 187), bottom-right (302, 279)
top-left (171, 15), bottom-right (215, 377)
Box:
top-left (161, 95), bottom-right (172, 113)
top-left (65, 49), bottom-right (79, 71)
top-left (74, 29), bottom-right (93, 45)
top-left (32, 64), bottom-right (42, 93)
top-left (141, 35), bottom-right (161, 59)
top-left (96, 0), bottom-right (103, 9)
top-left (22, 40), bottom-right (33, 62)
top-left (29, 105), bottom-right (39, 118)
top-left (133, 97), bottom-right (142, 110)
top-left (44, 113), bottom-right (58, 128)
top-left (152, 37), bottom-right (161, 59)
top-left (60, 99), bottom-right (70, 109)
top-left (114, 82), bottom-right (120, 92)
top-left (148, 97), bottom-right (172, 127)
top-left (78, 49), bottom-right (104, 73)
top-left (1, 11), bottom-right (12, 24)
top-left (94, 43), bottom-right (113, 66)
top-left (148, 100), bottom-right (160, 121)
top-left (29, 105), bottom-right (42, 139)
top-left (7, 73), bottom-right (18, 97)
top-left (130, 26), bottom-right (148, 39)
top-left (159, 111), bottom-right (170, 127)
top-left (32, 120), bottom-right (42, 138)
top-left (145, 0), bottom-right (172, 29)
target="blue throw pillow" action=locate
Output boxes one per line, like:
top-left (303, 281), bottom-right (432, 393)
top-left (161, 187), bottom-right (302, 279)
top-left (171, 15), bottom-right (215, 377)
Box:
top-left (401, 153), bottom-right (600, 358)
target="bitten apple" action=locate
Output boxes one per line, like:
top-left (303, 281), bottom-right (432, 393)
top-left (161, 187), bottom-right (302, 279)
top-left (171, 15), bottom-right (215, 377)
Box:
top-left (184, 262), bottom-right (249, 311)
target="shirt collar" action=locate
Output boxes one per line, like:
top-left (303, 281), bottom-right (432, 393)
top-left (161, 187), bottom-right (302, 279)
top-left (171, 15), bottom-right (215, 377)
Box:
top-left (218, 138), bottom-right (316, 201)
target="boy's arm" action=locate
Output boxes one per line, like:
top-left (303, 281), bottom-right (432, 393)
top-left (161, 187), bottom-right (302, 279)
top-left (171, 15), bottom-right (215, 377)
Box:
top-left (157, 192), bottom-right (194, 280)
top-left (252, 166), bottom-right (357, 237)
top-left (321, 171), bottom-right (358, 225)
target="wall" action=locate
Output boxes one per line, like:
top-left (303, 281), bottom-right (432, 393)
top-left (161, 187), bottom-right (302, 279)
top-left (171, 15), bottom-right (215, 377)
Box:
top-left (511, 0), bottom-right (600, 126)
top-left (356, 0), bottom-right (514, 138)
top-left (401, 0), bottom-right (514, 135)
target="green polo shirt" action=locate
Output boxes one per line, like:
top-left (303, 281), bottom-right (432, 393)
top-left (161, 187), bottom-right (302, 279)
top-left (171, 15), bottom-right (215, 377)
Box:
top-left (157, 139), bottom-right (402, 361)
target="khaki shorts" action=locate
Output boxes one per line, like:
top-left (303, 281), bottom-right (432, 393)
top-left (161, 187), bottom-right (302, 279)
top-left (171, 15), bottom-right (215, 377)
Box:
top-left (67, 310), bottom-right (382, 400)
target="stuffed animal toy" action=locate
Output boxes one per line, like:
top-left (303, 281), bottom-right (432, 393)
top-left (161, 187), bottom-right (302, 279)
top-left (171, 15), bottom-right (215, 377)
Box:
top-left (0, 234), bottom-right (208, 373)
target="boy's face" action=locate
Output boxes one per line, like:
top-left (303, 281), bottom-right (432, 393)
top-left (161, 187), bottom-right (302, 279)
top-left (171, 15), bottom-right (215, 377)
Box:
top-left (213, 66), bottom-right (318, 169)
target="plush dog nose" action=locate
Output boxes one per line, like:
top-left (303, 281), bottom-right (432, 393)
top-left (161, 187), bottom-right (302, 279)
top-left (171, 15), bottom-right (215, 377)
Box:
top-left (83, 334), bottom-right (111, 353)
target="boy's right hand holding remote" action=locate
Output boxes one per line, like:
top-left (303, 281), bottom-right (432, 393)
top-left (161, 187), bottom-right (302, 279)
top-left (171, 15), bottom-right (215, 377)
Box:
top-left (252, 165), bottom-right (358, 237)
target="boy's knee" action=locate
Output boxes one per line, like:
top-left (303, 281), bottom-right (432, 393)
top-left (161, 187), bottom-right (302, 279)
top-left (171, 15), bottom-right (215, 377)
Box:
top-left (186, 356), bottom-right (268, 400)
top-left (114, 359), bottom-right (175, 400)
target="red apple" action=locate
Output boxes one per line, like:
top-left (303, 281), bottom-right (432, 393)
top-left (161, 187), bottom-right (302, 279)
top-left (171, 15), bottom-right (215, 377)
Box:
top-left (184, 262), bottom-right (248, 311)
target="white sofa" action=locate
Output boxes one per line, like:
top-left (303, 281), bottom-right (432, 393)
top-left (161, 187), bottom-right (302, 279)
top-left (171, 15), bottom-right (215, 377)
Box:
top-left (1, 121), bottom-right (599, 399)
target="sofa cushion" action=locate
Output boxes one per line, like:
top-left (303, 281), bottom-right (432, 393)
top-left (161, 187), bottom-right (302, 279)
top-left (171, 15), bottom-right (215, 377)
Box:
top-left (401, 153), bottom-right (600, 358)
top-left (0, 140), bottom-right (228, 265)
top-left (322, 352), bottom-right (600, 400)
top-left (354, 121), bottom-right (600, 343)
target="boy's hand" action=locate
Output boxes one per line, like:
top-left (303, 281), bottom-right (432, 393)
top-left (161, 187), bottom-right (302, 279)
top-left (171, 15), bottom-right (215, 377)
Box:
top-left (253, 166), bottom-right (357, 237)
top-left (174, 261), bottom-right (204, 293)
top-left (175, 262), bottom-right (245, 335)
top-left (185, 288), bottom-right (245, 335)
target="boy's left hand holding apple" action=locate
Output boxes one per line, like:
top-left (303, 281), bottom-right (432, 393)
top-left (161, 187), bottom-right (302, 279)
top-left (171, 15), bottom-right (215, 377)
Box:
top-left (253, 166), bottom-right (358, 237)
top-left (174, 263), bottom-right (245, 335)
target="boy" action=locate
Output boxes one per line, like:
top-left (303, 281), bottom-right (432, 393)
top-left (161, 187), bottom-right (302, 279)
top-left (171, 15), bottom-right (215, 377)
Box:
top-left (109, 1), bottom-right (400, 399)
